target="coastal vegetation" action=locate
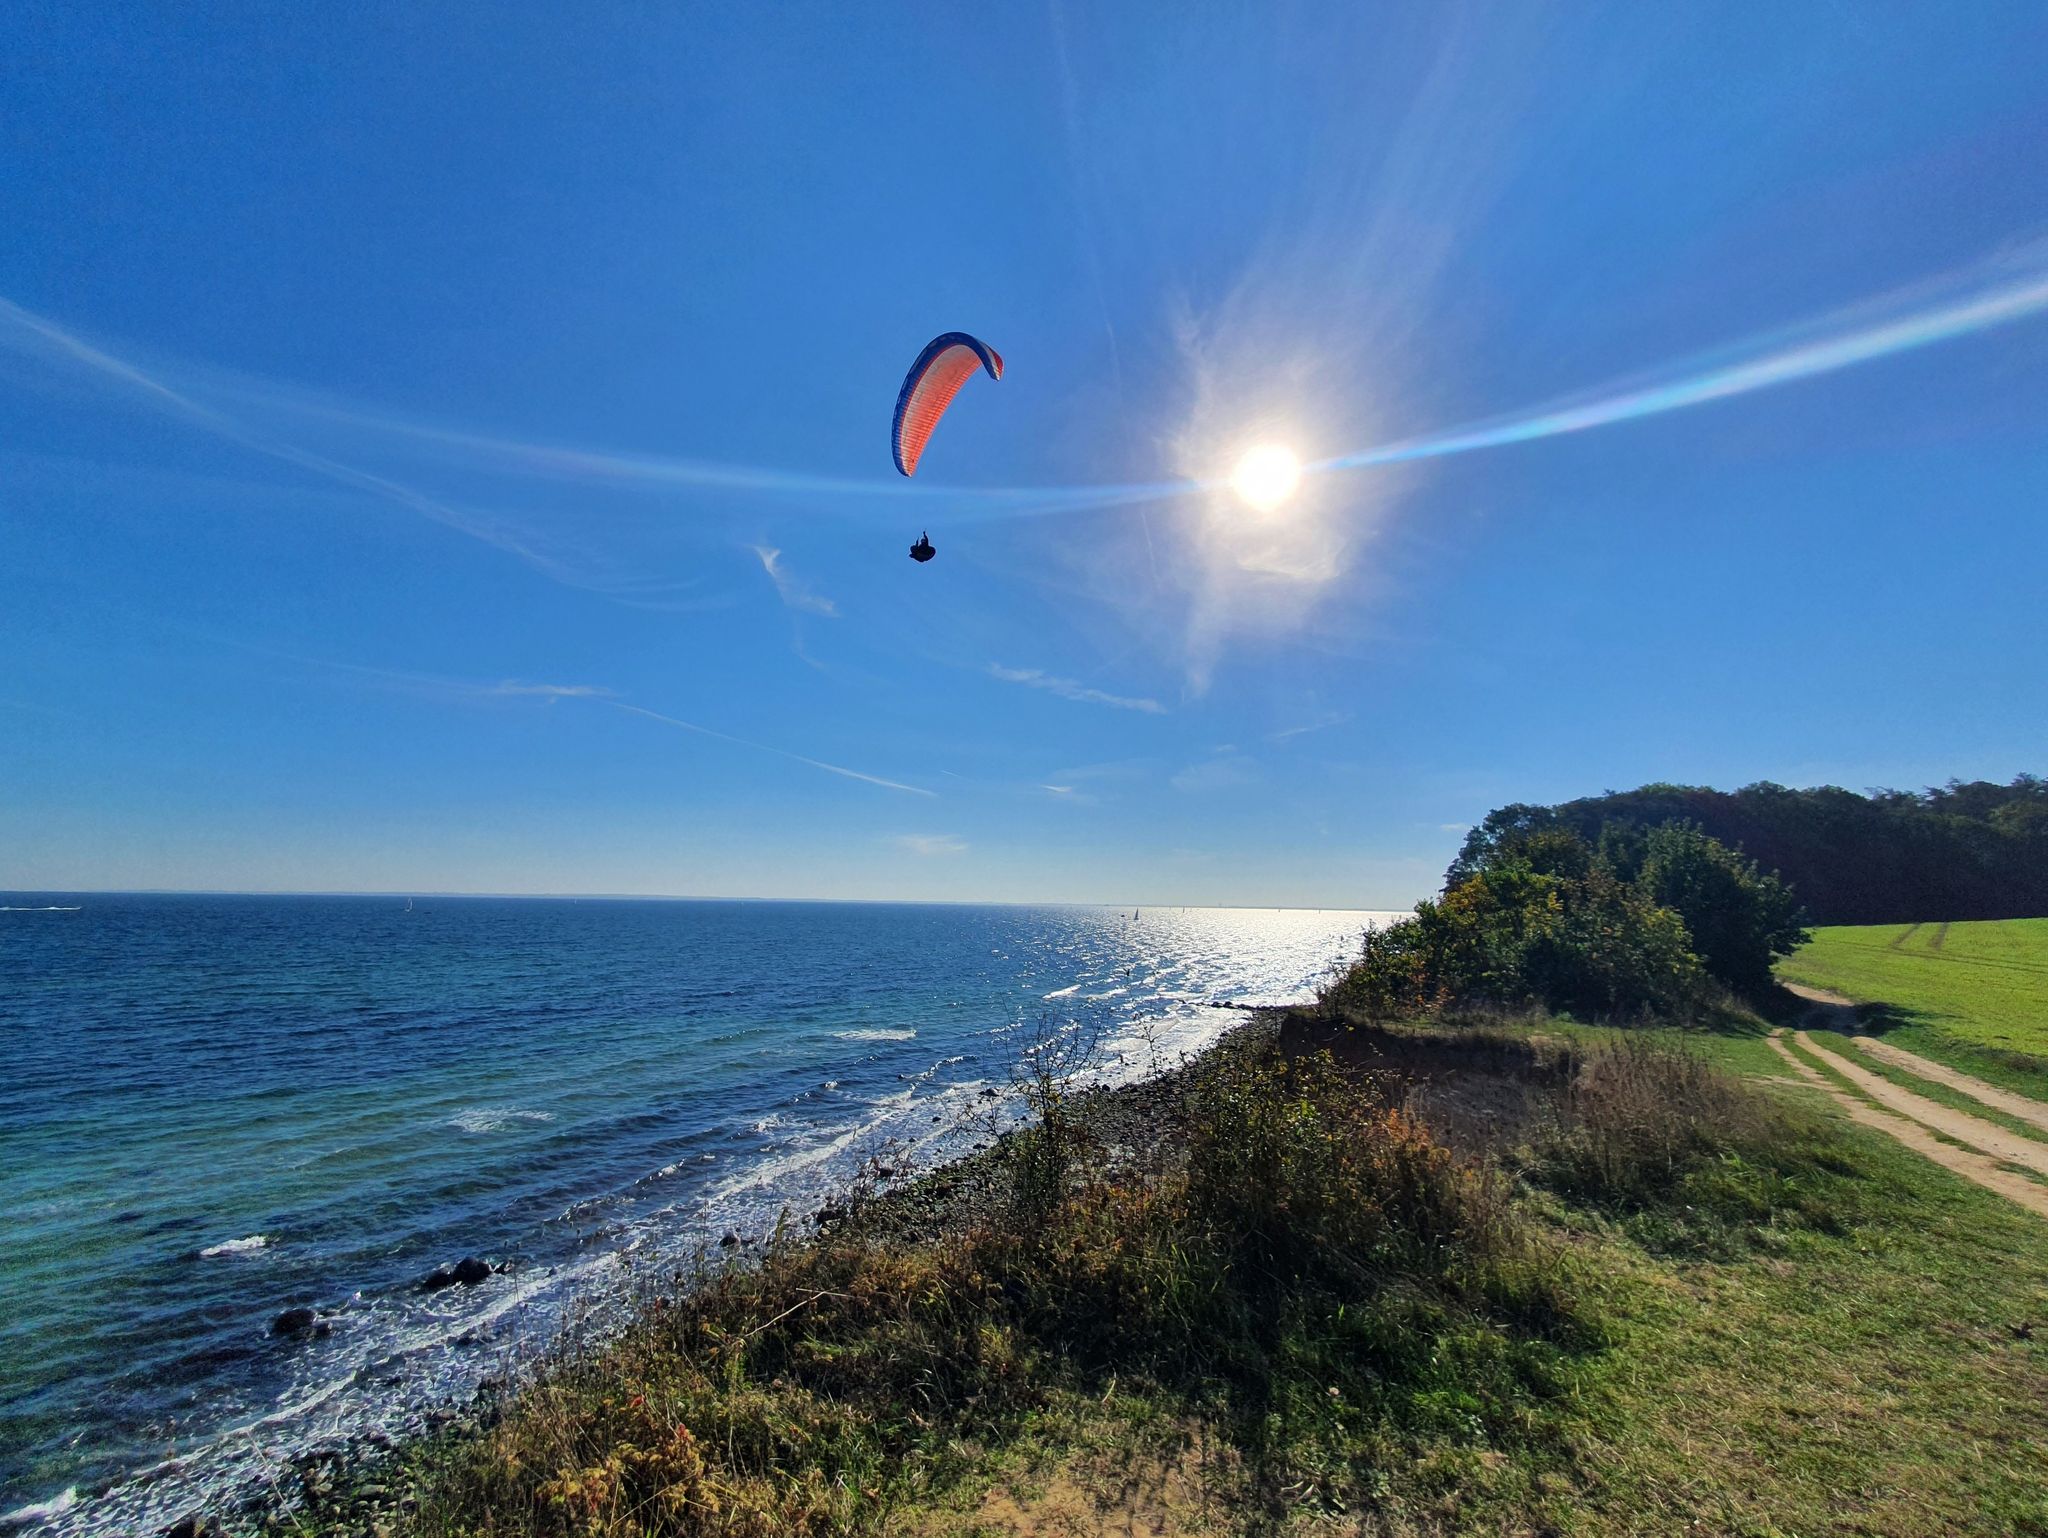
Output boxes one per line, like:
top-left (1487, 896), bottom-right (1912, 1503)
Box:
top-left (314, 1026), bottom-right (1859, 1537)
top-left (1449, 775), bottom-right (2048, 926)
top-left (1321, 819), bottom-right (1804, 1021)
top-left (274, 1013), bottom-right (2048, 1538)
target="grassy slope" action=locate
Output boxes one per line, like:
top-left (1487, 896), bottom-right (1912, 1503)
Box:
top-left (1777, 918), bottom-right (2048, 1095)
top-left (1560, 1045), bottom-right (2048, 1538)
top-left (905, 1029), bottom-right (2048, 1537)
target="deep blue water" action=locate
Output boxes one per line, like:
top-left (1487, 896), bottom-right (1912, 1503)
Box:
top-left (0, 895), bottom-right (1383, 1531)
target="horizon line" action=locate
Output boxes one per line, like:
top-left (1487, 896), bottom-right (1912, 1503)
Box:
top-left (0, 886), bottom-right (1401, 912)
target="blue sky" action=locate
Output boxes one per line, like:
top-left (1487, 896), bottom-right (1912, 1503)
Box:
top-left (4, 2), bottom-right (2047, 905)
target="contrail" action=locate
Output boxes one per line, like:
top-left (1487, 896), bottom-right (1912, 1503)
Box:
top-left (607, 701), bottom-right (936, 797)
top-left (1314, 247), bottom-right (2048, 475)
top-left (11, 242), bottom-right (2048, 525)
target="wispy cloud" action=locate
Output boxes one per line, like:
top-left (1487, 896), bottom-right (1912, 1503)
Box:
top-left (1316, 239), bottom-right (2048, 477)
top-left (1037, 781), bottom-right (1102, 806)
top-left (1170, 753), bottom-right (1259, 793)
top-left (0, 299), bottom-right (726, 606)
top-left (490, 680), bottom-right (615, 700)
top-left (244, 645), bottom-right (929, 799)
top-left (749, 545), bottom-right (838, 616)
top-left (1269, 711), bottom-right (1349, 742)
top-left (894, 833), bottom-right (967, 856)
top-left (989, 664), bottom-right (1166, 715)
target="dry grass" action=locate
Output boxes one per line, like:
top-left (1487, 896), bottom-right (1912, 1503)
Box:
top-left (385, 1039), bottom-right (1585, 1536)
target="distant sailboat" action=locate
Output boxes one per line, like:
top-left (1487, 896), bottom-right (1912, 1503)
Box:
top-left (404, 897), bottom-right (414, 913)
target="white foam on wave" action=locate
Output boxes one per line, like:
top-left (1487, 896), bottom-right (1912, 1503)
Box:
top-left (0, 905), bottom-right (82, 912)
top-left (833, 1028), bottom-right (915, 1041)
top-left (446, 1107), bottom-right (556, 1134)
top-left (702, 1117), bottom-right (875, 1205)
top-left (1041, 984), bottom-right (1080, 999)
top-left (199, 1235), bottom-right (269, 1257)
top-left (2, 1486), bottom-right (79, 1525)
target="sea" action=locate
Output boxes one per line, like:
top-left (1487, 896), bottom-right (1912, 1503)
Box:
top-left (0, 895), bottom-right (1390, 1533)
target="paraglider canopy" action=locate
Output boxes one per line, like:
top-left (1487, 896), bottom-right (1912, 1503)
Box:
top-left (909, 532), bottom-right (936, 563)
top-left (892, 332), bottom-right (1003, 477)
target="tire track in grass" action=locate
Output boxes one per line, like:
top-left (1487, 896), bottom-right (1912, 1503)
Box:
top-left (1791, 1030), bottom-right (2048, 1180)
top-left (1929, 921), bottom-right (1951, 950)
top-left (1890, 922), bottom-right (1925, 949)
top-left (1766, 1032), bottom-right (2048, 1219)
top-left (1848, 1035), bottom-right (2048, 1137)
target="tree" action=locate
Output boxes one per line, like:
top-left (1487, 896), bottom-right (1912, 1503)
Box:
top-left (1634, 821), bottom-right (1808, 996)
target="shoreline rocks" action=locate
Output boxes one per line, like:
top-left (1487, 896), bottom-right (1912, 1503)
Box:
top-left (269, 1307), bottom-right (330, 1340)
top-left (417, 1256), bottom-right (492, 1292)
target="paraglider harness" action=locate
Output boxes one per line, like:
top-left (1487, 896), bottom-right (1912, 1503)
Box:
top-left (909, 531), bottom-right (936, 563)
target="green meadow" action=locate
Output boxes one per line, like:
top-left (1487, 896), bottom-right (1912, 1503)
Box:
top-left (1777, 918), bottom-right (2048, 1094)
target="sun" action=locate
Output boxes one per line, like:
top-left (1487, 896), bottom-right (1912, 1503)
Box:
top-left (1229, 444), bottom-right (1302, 511)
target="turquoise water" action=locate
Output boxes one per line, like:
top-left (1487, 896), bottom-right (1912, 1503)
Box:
top-left (0, 895), bottom-right (1383, 1531)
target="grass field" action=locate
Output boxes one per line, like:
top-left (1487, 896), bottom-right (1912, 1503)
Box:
top-left (1777, 918), bottom-right (2048, 1095)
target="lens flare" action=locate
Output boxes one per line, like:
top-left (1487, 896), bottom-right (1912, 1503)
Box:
top-left (1229, 444), bottom-right (1302, 511)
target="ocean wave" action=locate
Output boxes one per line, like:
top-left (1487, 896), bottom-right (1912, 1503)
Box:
top-left (0, 905), bottom-right (82, 912)
top-left (833, 1028), bottom-right (916, 1041)
top-left (199, 1235), bottom-right (269, 1257)
top-left (446, 1107), bottom-right (556, 1134)
top-left (2, 1486), bottom-right (78, 1525)
top-left (1040, 984), bottom-right (1080, 998)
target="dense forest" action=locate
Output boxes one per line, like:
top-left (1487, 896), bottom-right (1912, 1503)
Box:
top-left (1447, 777), bottom-right (2048, 926)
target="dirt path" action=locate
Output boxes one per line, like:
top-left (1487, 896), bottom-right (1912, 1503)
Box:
top-left (1790, 1031), bottom-right (2048, 1180)
top-left (1849, 1035), bottom-right (2048, 1137)
top-left (1782, 980), bottom-right (2048, 1135)
top-left (1782, 981), bottom-right (1859, 1016)
top-left (1766, 1032), bottom-right (2048, 1220)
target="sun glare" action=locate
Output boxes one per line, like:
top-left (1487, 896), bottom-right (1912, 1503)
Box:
top-left (1229, 444), bottom-right (1302, 511)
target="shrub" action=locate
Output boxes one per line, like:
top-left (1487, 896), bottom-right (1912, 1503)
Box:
top-left (1525, 1036), bottom-right (1854, 1252)
top-left (400, 1040), bottom-right (1586, 1536)
top-left (1633, 820), bottom-right (1808, 996)
top-left (1319, 851), bottom-right (1703, 1024)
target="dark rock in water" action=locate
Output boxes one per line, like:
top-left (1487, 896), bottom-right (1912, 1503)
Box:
top-left (419, 1256), bottom-right (492, 1291)
top-left (161, 1515), bottom-right (222, 1538)
top-left (719, 1232), bottom-right (739, 1248)
top-left (270, 1307), bottom-right (329, 1339)
top-left (979, 1087), bottom-right (1000, 1099)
